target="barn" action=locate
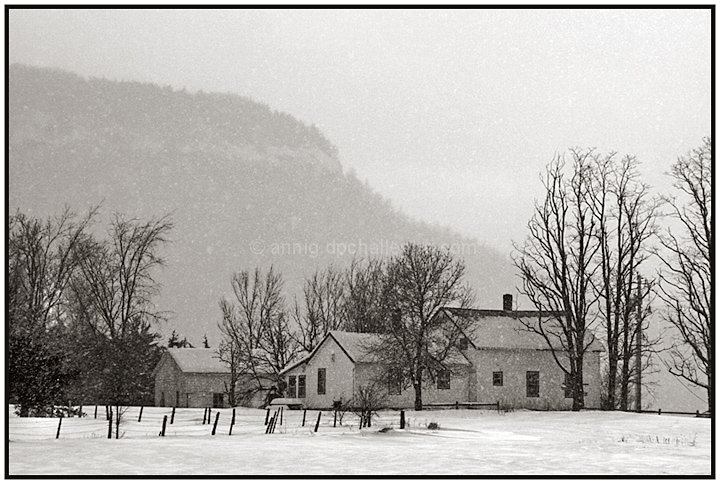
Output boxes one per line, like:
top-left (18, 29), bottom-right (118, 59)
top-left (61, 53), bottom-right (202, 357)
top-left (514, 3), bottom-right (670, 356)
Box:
top-left (280, 295), bottom-right (603, 410)
top-left (153, 348), bottom-right (274, 409)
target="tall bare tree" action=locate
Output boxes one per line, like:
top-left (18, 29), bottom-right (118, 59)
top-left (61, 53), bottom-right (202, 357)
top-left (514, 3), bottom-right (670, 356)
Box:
top-left (370, 243), bottom-right (474, 411)
top-left (292, 265), bottom-right (346, 352)
top-left (71, 213), bottom-right (172, 406)
top-left (218, 267), bottom-right (298, 405)
top-left (590, 153), bottom-right (659, 410)
top-left (342, 259), bottom-right (387, 333)
top-left (656, 137), bottom-right (713, 413)
top-left (514, 150), bottom-right (601, 411)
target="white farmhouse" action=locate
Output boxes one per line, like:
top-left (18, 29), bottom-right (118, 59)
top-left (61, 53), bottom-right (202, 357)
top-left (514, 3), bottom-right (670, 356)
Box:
top-left (280, 295), bottom-right (603, 410)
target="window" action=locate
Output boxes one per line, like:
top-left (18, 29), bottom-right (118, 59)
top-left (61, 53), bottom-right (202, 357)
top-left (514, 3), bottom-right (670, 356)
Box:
top-left (388, 368), bottom-right (402, 395)
top-left (437, 370), bottom-right (451, 390)
top-left (526, 371), bottom-right (540, 398)
top-left (457, 337), bottom-right (469, 351)
top-left (317, 368), bottom-right (326, 395)
top-left (288, 376), bottom-right (297, 398)
top-left (493, 371), bottom-right (503, 387)
top-left (298, 375), bottom-right (306, 398)
top-left (564, 373), bottom-right (573, 398)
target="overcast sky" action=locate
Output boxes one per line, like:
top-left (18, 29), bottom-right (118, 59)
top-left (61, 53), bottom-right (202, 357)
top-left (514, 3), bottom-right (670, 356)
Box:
top-left (9, 8), bottom-right (711, 252)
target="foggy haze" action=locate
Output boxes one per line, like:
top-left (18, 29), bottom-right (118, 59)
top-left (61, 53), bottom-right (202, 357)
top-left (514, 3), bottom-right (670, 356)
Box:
top-left (9, 8), bottom-right (711, 252)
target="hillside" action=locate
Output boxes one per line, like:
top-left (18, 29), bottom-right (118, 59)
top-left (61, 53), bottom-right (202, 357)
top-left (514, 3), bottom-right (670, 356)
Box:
top-left (8, 64), bottom-right (516, 343)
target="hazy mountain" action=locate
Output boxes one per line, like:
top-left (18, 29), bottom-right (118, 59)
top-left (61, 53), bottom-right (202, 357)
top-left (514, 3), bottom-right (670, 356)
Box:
top-left (9, 64), bottom-right (516, 343)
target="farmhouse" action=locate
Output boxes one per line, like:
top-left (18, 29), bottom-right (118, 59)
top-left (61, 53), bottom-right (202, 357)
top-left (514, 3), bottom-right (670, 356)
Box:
top-left (280, 295), bottom-right (603, 410)
top-left (153, 348), bottom-right (273, 408)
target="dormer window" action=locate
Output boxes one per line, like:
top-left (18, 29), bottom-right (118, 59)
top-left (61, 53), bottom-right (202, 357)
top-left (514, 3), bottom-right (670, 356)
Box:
top-left (457, 337), bottom-right (469, 351)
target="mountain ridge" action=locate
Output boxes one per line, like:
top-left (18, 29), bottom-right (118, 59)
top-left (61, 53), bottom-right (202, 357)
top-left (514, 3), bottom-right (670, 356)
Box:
top-left (9, 64), bottom-right (516, 344)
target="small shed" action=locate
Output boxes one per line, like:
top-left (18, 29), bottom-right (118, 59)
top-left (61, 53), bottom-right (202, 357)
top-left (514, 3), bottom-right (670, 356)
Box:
top-left (153, 348), bottom-right (232, 408)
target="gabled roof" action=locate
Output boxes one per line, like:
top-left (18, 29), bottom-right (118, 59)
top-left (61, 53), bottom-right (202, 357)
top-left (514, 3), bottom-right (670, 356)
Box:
top-left (439, 307), bottom-right (604, 352)
top-left (280, 330), bottom-right (472, 375)
top-left (164, 348), bottom-right (230, 374)
top-left (279, 331), bottom-right (380, 375)
top-left (329, 331), bottom-right (382, 363)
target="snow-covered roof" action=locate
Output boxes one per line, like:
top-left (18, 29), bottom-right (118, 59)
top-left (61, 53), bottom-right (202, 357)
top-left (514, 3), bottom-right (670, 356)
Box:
top-left (280, 330), bottom-right (471, 375)
top-left (439, 307), bottom-right (604, 352)
top-left (329, 331), bottom-right (382, 363)
top-left (166, 348), bottom-right (230, 373)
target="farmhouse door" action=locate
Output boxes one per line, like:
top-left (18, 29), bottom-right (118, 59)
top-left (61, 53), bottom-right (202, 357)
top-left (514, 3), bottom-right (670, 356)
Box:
top-left (213, 393), bottom-right (224, 408)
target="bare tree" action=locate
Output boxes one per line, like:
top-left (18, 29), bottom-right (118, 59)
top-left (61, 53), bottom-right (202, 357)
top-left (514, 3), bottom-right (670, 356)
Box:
top-left (292, 265), bottom-right (346, 353)
top-left (342, 259), bottom-right (387, 333)
top-left (71, 213), bottom-right (172, 407)
top-left (217, 338), bottom-right (241, 407)
top-left (218, 267), bottom-right (299, 405)
top-left (350, 382), bottom-right (388, 428)
top-left (656, 137), bottom-right (712, 413)
top-left (513, 151), bottom-right (601, 411)
top-left (8, 207), bottom-right (97, 416)
top-left (589, 153), bottom-right (659, 410)
top-left (369, 243), bottom-right (474, 411)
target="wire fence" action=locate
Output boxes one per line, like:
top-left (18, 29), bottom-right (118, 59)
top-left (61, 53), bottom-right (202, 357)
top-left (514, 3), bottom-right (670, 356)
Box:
top-left (11, 403), bottom-right (705, 441)
top-left (8, 405), bottom-right (415, 441)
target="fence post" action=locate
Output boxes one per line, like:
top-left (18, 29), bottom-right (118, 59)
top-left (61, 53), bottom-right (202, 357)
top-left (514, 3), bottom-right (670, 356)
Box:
top-left (497, 401), bottom-right (500, 414)
top-left (400, 410), bottom-right (405, 429)
top-left (264, 408), bottom-right (270, 425)
top-left (279, 407), bottom-right (283, 426)
top-left (202, 407), bottom-right (207, 425)
top-left (138, 406), bottom-right (144, 423)
top-left (229, 408), bottom-right (235, 436)
top-left (105, 405), bottom-right (110, 420)
top-left (56, 416), bottom-right (63, 439)
top-left (455, 401), bottom-right (459, 410)
top-left (367, 412), bottom-right (371, 428)
top-left (79, 405), bottom-right (83, 418)
top-left (94, 405), bottom-right (98, 419)
top-left (170, 406), bottom-right (176, 424)
top-left (160, 415), bottom-right (167, 437)
top-left (107, 416), bottom-right (113, 439)
top-left (658, 408), bottom-right (661, 415)
top-left (212, 412), bottom-right (220, 436)
top-left (333, 409), bottom-right (337, 427)
top-left (302, 409), bottom-right (306, 427)
top-left (271, 410), bottom-right (279, 434)
top-left (696, 410), bottom-right (700, 417)
top-left (314, 411), bottom-right (322, 432)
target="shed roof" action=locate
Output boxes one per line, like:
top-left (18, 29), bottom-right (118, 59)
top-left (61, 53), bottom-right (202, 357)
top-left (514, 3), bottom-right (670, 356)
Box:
top-left (166, 348), bottom-right (230, 373)
top-left (440, 307), bottom-right (604, 352)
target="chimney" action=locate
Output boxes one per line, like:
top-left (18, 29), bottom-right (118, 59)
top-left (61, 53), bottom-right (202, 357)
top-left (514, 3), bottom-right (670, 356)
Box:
top-left (503, 294), bottom-right (513, 312)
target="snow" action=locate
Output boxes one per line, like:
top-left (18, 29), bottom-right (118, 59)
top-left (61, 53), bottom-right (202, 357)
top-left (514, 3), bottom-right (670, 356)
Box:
top-left (8, 406), bottom-right (711, 475)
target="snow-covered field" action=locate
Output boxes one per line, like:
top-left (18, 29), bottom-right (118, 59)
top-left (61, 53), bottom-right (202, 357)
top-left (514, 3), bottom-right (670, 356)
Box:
top-left (8, 405), bottom-right (711, 476)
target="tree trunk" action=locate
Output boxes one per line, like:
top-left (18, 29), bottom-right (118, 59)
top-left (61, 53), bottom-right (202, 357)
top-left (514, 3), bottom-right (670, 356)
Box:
top-left (619, 355), bottom-right (630, 411)
top-left (707, 385), bottom-right (713, 415)
top-left (572, 359), bottom-right (585, 411)
top-left (413, 381), bottom-right (423, 411)
top-left (606, 356), bottom-right (617, 410)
